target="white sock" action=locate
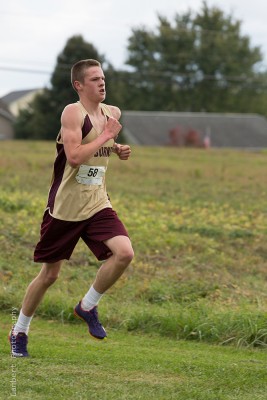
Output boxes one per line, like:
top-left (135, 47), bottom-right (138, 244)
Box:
top-left (81, 286), bottom-right (103, 311)
top-left (13, 310), bottom-right (33, 335)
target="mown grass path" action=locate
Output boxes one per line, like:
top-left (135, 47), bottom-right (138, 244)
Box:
top-left (1, 313), bottom-right (267, 400)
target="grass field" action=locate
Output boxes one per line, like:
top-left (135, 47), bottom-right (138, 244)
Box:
top-left (1, 313), bottom-right (267, 400)
top-left (0, 141), bottom-right (267, 398)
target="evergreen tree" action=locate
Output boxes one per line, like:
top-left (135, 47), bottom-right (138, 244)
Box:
top-left (15, 35), bottom-right (105, 139)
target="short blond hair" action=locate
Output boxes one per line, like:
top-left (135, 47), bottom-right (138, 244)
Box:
top-left (71, 59), bottom-right (101, 91)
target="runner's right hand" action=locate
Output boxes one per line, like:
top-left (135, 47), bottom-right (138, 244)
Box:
top-left (104, 117), bottom-right (122, 140)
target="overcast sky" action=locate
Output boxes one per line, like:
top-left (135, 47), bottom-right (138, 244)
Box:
top-left (1, 0), bottom-right (267, 97)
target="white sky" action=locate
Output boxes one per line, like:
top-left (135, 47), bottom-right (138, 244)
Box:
top-left (1, 0), bottom-right (267, 97)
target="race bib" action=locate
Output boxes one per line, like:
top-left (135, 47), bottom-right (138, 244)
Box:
top-left (75, 165), bottom-right (106, 185)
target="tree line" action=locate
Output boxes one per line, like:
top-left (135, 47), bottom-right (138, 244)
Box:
top-left (15, 2), bottom-right (267, 140)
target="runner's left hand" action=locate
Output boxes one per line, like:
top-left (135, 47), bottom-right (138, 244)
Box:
top-left (114, 144), bottom-right (131, 160)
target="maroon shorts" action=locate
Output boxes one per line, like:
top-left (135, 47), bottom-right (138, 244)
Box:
top-left (34, 208), bottom-right (129, 263)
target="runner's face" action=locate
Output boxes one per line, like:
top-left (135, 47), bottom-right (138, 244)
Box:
top-left (81, 66), bottom-right (106, 100)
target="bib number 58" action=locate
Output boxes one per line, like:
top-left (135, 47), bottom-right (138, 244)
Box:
top-left (87, 168), bottom-right (99, 177)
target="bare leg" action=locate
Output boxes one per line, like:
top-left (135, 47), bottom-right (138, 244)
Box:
top-left (21, 261), bottom-right (63, 317)
top-left (92, 236), bottom-right (134, 294)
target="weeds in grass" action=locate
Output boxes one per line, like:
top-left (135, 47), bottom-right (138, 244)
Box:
top-left (0, 142), bottom-right (267, 348)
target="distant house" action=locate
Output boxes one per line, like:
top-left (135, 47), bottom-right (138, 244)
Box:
top-left (0, 88), bottom-right (44, 139)
top-left (0, 99), bottom-right (15, 139)
top-left (1, 88), bottom-right (43, 117)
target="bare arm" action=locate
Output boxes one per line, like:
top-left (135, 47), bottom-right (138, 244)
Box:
top-left (108, 105), bottom-right (121, 120)
top-left (61, 104), bottom-right (122, 168)
top-left (108, 106), bottom-right (132, 160)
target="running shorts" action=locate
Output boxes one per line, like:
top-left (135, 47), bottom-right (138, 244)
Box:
top-left (34, 207), bottom-right (129, 263)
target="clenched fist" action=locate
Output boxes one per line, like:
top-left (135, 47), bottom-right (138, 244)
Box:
top-left (104, 117), bottom-right (122, 140)
top-left (113, 143), bottom-right (132, 160)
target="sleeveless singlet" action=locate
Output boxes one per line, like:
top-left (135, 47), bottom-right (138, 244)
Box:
top-left (46, 102), bottom-right (114, 221)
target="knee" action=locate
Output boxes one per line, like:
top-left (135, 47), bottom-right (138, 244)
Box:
top-left (39, 271), bottom-right (59, 288)
top-left (39, 263), bottom-right (61, 287)
top-left (116, 246), bottom-right (134, 267)
top-left (42, 273), bottom-right (59, 287)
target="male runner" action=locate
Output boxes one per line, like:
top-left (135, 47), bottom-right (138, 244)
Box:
top-left (10, 59), bottom-right (134, 357)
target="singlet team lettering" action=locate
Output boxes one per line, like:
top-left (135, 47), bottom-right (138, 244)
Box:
top-left (94, 146), bottom-right (113, 157)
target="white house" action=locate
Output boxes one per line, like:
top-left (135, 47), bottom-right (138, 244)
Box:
top-left (0, 88), bottom-right (44, 139)
top-left (1, 88), bottom-right (43, 117)
top-left (0, 99), bottom-right (15, 139)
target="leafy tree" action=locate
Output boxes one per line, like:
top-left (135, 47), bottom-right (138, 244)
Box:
top-left (104, 64), bottom-right (132, 110)
top-left (124, 1), bottom-right (267, 113)
top-left (14, 3), bottom-right (267, 138)
top-left (192, 2), bottom-right (262, 112)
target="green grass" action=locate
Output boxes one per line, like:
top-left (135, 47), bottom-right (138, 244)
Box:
top-left (1, 141), bottom-right (267, 398)
top-left (0, 141), bottom-right (267, 347)
top-left (1, 313), bottom-right (267, 400)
